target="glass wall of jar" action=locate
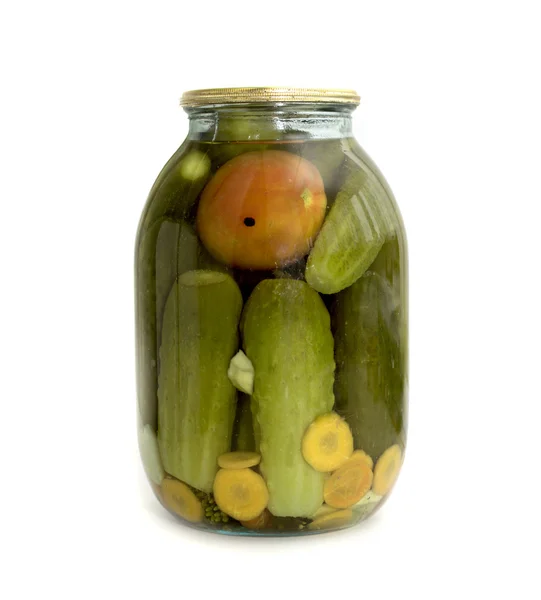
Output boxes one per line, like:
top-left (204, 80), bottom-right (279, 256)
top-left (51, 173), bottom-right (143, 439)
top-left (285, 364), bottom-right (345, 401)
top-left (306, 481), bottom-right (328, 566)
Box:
top-left (135, 88), bottom-right (408, 535)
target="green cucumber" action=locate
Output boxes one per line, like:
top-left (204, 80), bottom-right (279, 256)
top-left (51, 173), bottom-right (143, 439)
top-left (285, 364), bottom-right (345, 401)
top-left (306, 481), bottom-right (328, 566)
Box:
top-left (215, 116), bottom-right (285, 142)
top-left (157, 270), bottom-right (243, 492)
top-left (177, 150), bottom-right (211, 182)
top-left (305, 165), bottom-right (394, 294)
top-left (241, 279), bottom-right (335, 517)
top-left (333, 270), bottom-right (406, 461)
top-left (232, 394), bottom-right (256, 452)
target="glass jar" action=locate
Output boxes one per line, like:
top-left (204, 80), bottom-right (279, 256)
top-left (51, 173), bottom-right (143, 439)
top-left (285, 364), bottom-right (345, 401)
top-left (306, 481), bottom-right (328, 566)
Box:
top-left (135, 88), bottom-right (408, 535)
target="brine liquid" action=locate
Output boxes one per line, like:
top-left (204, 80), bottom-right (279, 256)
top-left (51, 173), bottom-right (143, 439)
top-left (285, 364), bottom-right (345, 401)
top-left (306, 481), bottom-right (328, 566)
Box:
top-left (135, 137), bottom-right (407, 535)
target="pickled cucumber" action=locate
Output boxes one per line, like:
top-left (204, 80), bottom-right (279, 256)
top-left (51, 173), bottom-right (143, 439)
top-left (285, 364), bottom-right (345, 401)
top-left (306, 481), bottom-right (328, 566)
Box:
top-left (177, 150), bottom-right (211, 181)
top-left (333, 271), bottom-right (406, 460)
top-left (157, 270), bottom-right (243, 493)
top-left (305, 166), bottom-right (394, 294)
top-left (215, 116), bottom-right (285, 142)
top-left (241, 279), bottom-right (335, 517)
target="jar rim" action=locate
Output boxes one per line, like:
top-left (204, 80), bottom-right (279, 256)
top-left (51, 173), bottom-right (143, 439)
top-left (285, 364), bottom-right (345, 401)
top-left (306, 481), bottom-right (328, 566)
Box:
top-left (180, 87), bottom-right (360, 108)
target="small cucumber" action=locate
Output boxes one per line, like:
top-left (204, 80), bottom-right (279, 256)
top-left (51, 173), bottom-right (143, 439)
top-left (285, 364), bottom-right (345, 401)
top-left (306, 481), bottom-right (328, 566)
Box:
top-left (241, 279), bottom-right (335, 517)
top-left (215, 116), bottom-right (285, 142)
top-left (157, 270), bottom-right (243, 493)
top-left (305, 164), bottom-right (394, 294)
top-left (177, 150), bottom-right (211, 182)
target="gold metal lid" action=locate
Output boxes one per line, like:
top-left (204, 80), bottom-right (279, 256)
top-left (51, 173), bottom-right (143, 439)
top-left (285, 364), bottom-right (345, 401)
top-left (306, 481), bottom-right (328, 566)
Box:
top-left (180, 87), bottom-right (360, 108)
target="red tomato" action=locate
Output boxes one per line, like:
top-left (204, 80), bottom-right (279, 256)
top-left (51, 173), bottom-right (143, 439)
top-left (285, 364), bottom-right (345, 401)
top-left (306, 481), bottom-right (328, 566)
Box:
top-left (196, 150), bottom-right (327, 269)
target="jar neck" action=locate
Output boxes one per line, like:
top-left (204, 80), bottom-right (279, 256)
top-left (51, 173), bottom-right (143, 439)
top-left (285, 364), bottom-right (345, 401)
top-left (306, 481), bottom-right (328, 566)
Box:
top-left (185, 104), bottom-right (355, 142)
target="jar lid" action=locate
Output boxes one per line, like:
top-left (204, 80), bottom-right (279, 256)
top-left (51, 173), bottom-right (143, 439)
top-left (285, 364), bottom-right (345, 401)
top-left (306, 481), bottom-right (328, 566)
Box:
top-left (180, 87), bottom-right (360, 107)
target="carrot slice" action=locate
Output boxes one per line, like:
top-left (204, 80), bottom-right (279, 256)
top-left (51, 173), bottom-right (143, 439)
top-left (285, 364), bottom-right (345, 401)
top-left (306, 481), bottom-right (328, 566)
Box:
top-left (241, 509), bottom-right (272, 530)
top-left (372, 444), bottom-right (403, 496)
top-left (162, 478), bottom-right (203, 523)
top-left (213, 468), bottom-right (269, 521)
top-left (302, 412), bottom-right (354, 472)
top-left (217, 451), bottom-right (261, 470)
top-left (347, 449), bottom-right (374, 470)
top-left (312, 503), bottom-right (338, 519)
top-left (308, 509), bottom-right (354, 531)
top-left (324, 460), bottom-right (373, 508)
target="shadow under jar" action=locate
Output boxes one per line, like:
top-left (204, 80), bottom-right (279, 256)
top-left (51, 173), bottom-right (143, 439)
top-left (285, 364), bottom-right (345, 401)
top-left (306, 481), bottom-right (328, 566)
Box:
top-left (135, 87), bottom-right (408, 536)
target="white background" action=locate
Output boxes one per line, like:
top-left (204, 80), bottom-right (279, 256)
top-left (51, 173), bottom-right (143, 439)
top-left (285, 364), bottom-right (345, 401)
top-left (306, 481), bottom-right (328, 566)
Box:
top-left (1, 1), bottom-right (540, 598)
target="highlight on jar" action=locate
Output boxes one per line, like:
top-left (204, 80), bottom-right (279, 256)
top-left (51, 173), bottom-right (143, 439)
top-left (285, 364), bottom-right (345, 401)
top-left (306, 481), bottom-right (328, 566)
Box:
top-left (135, 87), bottom-right (408, 536)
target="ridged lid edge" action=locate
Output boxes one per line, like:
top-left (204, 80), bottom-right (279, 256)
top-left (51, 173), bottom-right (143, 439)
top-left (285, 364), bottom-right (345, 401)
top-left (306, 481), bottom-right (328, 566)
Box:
top-left (180, 87), bottom-right (360, 107)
